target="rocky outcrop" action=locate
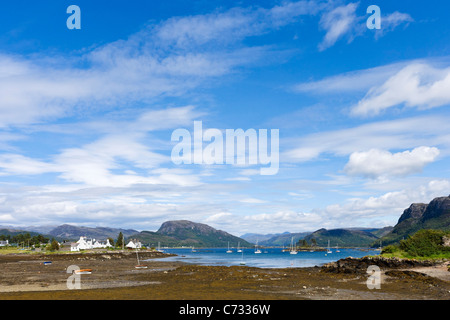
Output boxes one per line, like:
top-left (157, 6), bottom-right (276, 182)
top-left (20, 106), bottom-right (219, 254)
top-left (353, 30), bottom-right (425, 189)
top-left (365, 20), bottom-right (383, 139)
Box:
top-left (421, 196), bottom-right (450, 221)
top-left (397, 203), bottom-right (427, 224)
top-left (380, 195), bottom-right (450, 245)
top-left (443, 236), bottom-right (450, 248)
top-left (321, 256), bottom-right (437, 274)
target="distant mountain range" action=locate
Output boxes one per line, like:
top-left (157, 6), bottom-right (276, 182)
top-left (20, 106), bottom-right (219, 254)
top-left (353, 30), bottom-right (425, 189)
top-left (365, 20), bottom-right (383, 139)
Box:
top-left (1, 195), bottom-right (449, 248)
top-left (242, 227), bottom-right (393, 248)
top-left (241, 232), bottom-right (312, 247)
top-left (48, 224), bottom-right (139, 240)
top-left (0, 224), bottom-right (138, 242)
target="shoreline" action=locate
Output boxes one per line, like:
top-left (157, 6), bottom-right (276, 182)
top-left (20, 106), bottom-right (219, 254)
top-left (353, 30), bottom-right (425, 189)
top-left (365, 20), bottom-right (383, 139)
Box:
top-left (0, 252), bottom-right (448, 300)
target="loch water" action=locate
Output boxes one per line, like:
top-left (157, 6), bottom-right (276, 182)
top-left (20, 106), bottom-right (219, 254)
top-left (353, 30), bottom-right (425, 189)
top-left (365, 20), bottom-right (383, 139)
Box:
top-left (151, 247), bottom-right (380, 268)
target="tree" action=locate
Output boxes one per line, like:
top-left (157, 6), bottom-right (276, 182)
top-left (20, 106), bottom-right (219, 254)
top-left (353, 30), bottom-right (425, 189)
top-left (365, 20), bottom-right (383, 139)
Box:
top-left (116, 232), bottom-right (124, 249)
top-left (49, 239), bottom-right (60, 251)
top-left (107, 237), bottom-right (115, 247)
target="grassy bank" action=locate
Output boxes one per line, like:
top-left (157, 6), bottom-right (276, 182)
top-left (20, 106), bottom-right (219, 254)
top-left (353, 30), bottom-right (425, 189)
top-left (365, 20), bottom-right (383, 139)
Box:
top-left (381, 229), bottom-right (450, 260)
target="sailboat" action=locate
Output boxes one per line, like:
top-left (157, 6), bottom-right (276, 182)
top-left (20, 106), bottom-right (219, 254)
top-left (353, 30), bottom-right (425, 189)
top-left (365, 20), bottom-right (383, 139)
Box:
top-left (254, 240), bottom-right (261, 254)
top-left (226, 242), bottom-right (232, 253)
top-left (326, 240), bottom-right (332, 254)
top-left (135, 249), bottom-right (148, 269)
top-left (237, 242), bottom-right (242, 253)
top-left (289, 237), bottom-right (298, 255)
top-left (191, 246), bottom-right (197, 252)
top-left (335, 244), bottom-right (340, 253)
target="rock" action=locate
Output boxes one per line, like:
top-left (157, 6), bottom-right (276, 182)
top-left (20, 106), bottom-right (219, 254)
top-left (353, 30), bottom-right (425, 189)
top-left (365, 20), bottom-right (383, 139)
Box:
top-left (321, 256), bottom-right (437, 274)
top-left (398, 203), bottom-right (428, 224)
top-left (443, 236), bottom-right (450, 248)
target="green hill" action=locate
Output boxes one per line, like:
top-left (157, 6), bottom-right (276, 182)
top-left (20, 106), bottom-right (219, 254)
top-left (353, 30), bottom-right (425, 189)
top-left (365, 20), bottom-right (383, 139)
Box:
top-left (132, 220), bottom-right (253, 248)
top-left (304, 228), bottom-right (379, 247)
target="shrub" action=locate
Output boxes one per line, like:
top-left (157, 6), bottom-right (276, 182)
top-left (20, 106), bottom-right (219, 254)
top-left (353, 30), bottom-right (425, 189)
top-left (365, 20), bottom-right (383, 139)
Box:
top-left (399, 229), bottom-right (450, 257)
top-left (381, 245), bottom-right (398, 254)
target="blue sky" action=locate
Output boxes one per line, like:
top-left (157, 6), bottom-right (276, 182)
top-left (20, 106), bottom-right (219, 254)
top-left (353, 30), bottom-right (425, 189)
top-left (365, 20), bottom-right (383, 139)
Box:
top-left (0, 0), bottom-right (450, 235)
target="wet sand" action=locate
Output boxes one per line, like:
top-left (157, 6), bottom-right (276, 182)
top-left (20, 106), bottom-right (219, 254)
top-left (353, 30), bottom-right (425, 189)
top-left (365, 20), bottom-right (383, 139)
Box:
top-left (0, 251), bottom-right (448, 300)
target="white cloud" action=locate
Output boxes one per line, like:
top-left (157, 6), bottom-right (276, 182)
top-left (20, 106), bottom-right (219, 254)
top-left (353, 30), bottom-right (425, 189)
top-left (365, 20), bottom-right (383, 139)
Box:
top-left (155, 1), bottom-right (323, 47)
top-left (318, 179), bottom-right (450, 227)
top-left (284, 115), bottom-right (450, 163)
top-left (294, 60), bottom-right (409, 94)
top-left (240, 198), bottom-right (267, 204)
top-left (376, 11), bottom-right (414, 39)
top-left (316, 2), bottom-right (413, 51)
top-left (344, 147), bottom-right (440, 179)
top-left (2, 2), bottom-right (319, 128)
top-left (0, 106), bottom-right (203, 188)
top-left (0, 154), bottom-right (55, 176)
top-left (318, 2), bottom-right (359, 51)
top-left (352, 63), bottom-right (450, 117)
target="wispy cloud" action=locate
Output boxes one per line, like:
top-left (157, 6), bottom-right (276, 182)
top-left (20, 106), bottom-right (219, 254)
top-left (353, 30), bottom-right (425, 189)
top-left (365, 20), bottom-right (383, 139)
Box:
top-left (317, 2), bottom-right (413, 51)
top-left (284, 115), bottom-right (450, 163)
top-left (0, 106), bottom-right (202, 187)
top-left (351, 62), bottom-right (450, 117)
top-left (318, 2), bottom-right (360, 51)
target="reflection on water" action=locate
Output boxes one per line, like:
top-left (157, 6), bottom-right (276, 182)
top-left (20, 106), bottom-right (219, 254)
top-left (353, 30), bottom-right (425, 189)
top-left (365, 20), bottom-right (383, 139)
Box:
top-left (149, 247), bottom-right (380, 268)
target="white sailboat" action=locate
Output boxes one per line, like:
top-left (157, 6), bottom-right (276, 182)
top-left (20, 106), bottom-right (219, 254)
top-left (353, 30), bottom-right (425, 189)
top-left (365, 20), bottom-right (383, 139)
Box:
top-left (289, 237), bottom-right (298, 255)
top-left (226, 242), bottom-right (232, 253)
top-left (254, 239), bottom-right (261, 254)
top-left (335, 244), bottom-right (340, 253)
top-left (237, 242), bottom-right (242, 253)
top-left (326, 240), bottom-right (332, 254)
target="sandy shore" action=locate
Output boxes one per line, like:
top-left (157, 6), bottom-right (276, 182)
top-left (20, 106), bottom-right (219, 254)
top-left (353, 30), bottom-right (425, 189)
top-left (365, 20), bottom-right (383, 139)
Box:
top-left (0, 251), bottom-right (448, 300)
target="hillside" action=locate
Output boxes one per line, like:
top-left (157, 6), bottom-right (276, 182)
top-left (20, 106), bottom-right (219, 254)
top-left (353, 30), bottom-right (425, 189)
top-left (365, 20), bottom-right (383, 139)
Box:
top-left (304, 228), bottom-right (379, 247)
top-left (48, 224), bottom-right (139, 241)
top-left (0, 229), bottom-right (46, 239)
top-left (260, 232), bottom-right (312, 247)
top-left (240, 232), bottom-right (287, 244)
top-left (380, 195), bottom-right (450, 246)
top-left (133, 220), bottom-right (253, 248)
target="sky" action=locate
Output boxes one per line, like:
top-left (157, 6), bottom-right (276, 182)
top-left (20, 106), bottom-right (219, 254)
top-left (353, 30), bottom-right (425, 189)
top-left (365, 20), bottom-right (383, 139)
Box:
top-left (0, 0), bottom-right (450, 236)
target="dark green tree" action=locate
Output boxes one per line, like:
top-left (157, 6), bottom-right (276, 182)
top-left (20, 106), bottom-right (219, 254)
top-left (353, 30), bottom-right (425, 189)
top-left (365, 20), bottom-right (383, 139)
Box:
top-left (116, 232), bottom-right (124, 249)
top-left (49, 238), bottom-right (60, 251)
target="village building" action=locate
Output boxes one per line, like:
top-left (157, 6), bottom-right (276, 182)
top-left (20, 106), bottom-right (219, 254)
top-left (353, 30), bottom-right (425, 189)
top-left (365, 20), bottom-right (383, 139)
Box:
top-left (70, 236), bottom-right (112, 252)
top-left (126, 239), bottom-right (142, 249)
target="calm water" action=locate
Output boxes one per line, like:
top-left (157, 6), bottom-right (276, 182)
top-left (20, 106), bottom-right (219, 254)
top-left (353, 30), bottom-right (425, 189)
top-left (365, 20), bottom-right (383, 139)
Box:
top-left (149, 247), bottom-right (380, 268)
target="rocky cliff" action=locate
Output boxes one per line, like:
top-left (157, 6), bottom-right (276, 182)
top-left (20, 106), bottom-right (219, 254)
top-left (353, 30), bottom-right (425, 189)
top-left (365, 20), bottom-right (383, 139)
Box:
top-left (380, 195), bottom-right (450, 245)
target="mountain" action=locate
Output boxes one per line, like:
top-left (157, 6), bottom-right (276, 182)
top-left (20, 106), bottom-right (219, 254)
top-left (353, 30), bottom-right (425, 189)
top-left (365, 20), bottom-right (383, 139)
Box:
top-left (48, 224), bottom-right (139, 240)
top-left (259, 232), bottom-right (313, 247)
top-left (240, 232), bottom-right (288, 244)
top-left (304, 228), bottom-right (379, 247)
top-left (132, 220), bottom-right (253, 248)
top-left (380, 195), bottom-right (450, 245)
top-left (0, 228), bottom-right (46, 239)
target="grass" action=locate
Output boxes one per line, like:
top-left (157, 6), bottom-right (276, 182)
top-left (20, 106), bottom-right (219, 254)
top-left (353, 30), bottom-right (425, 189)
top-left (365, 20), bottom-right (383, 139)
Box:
top-left (0, 247), bottom-right (37, 254)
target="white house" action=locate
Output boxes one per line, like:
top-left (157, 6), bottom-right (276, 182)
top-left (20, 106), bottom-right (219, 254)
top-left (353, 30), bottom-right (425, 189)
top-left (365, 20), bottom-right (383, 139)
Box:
top-left (0, 240), bottom-right (8, 247)
top-left (126, 239), bottom-right (142, 249)
top-left (71, 236), bottom-right (112, 251)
